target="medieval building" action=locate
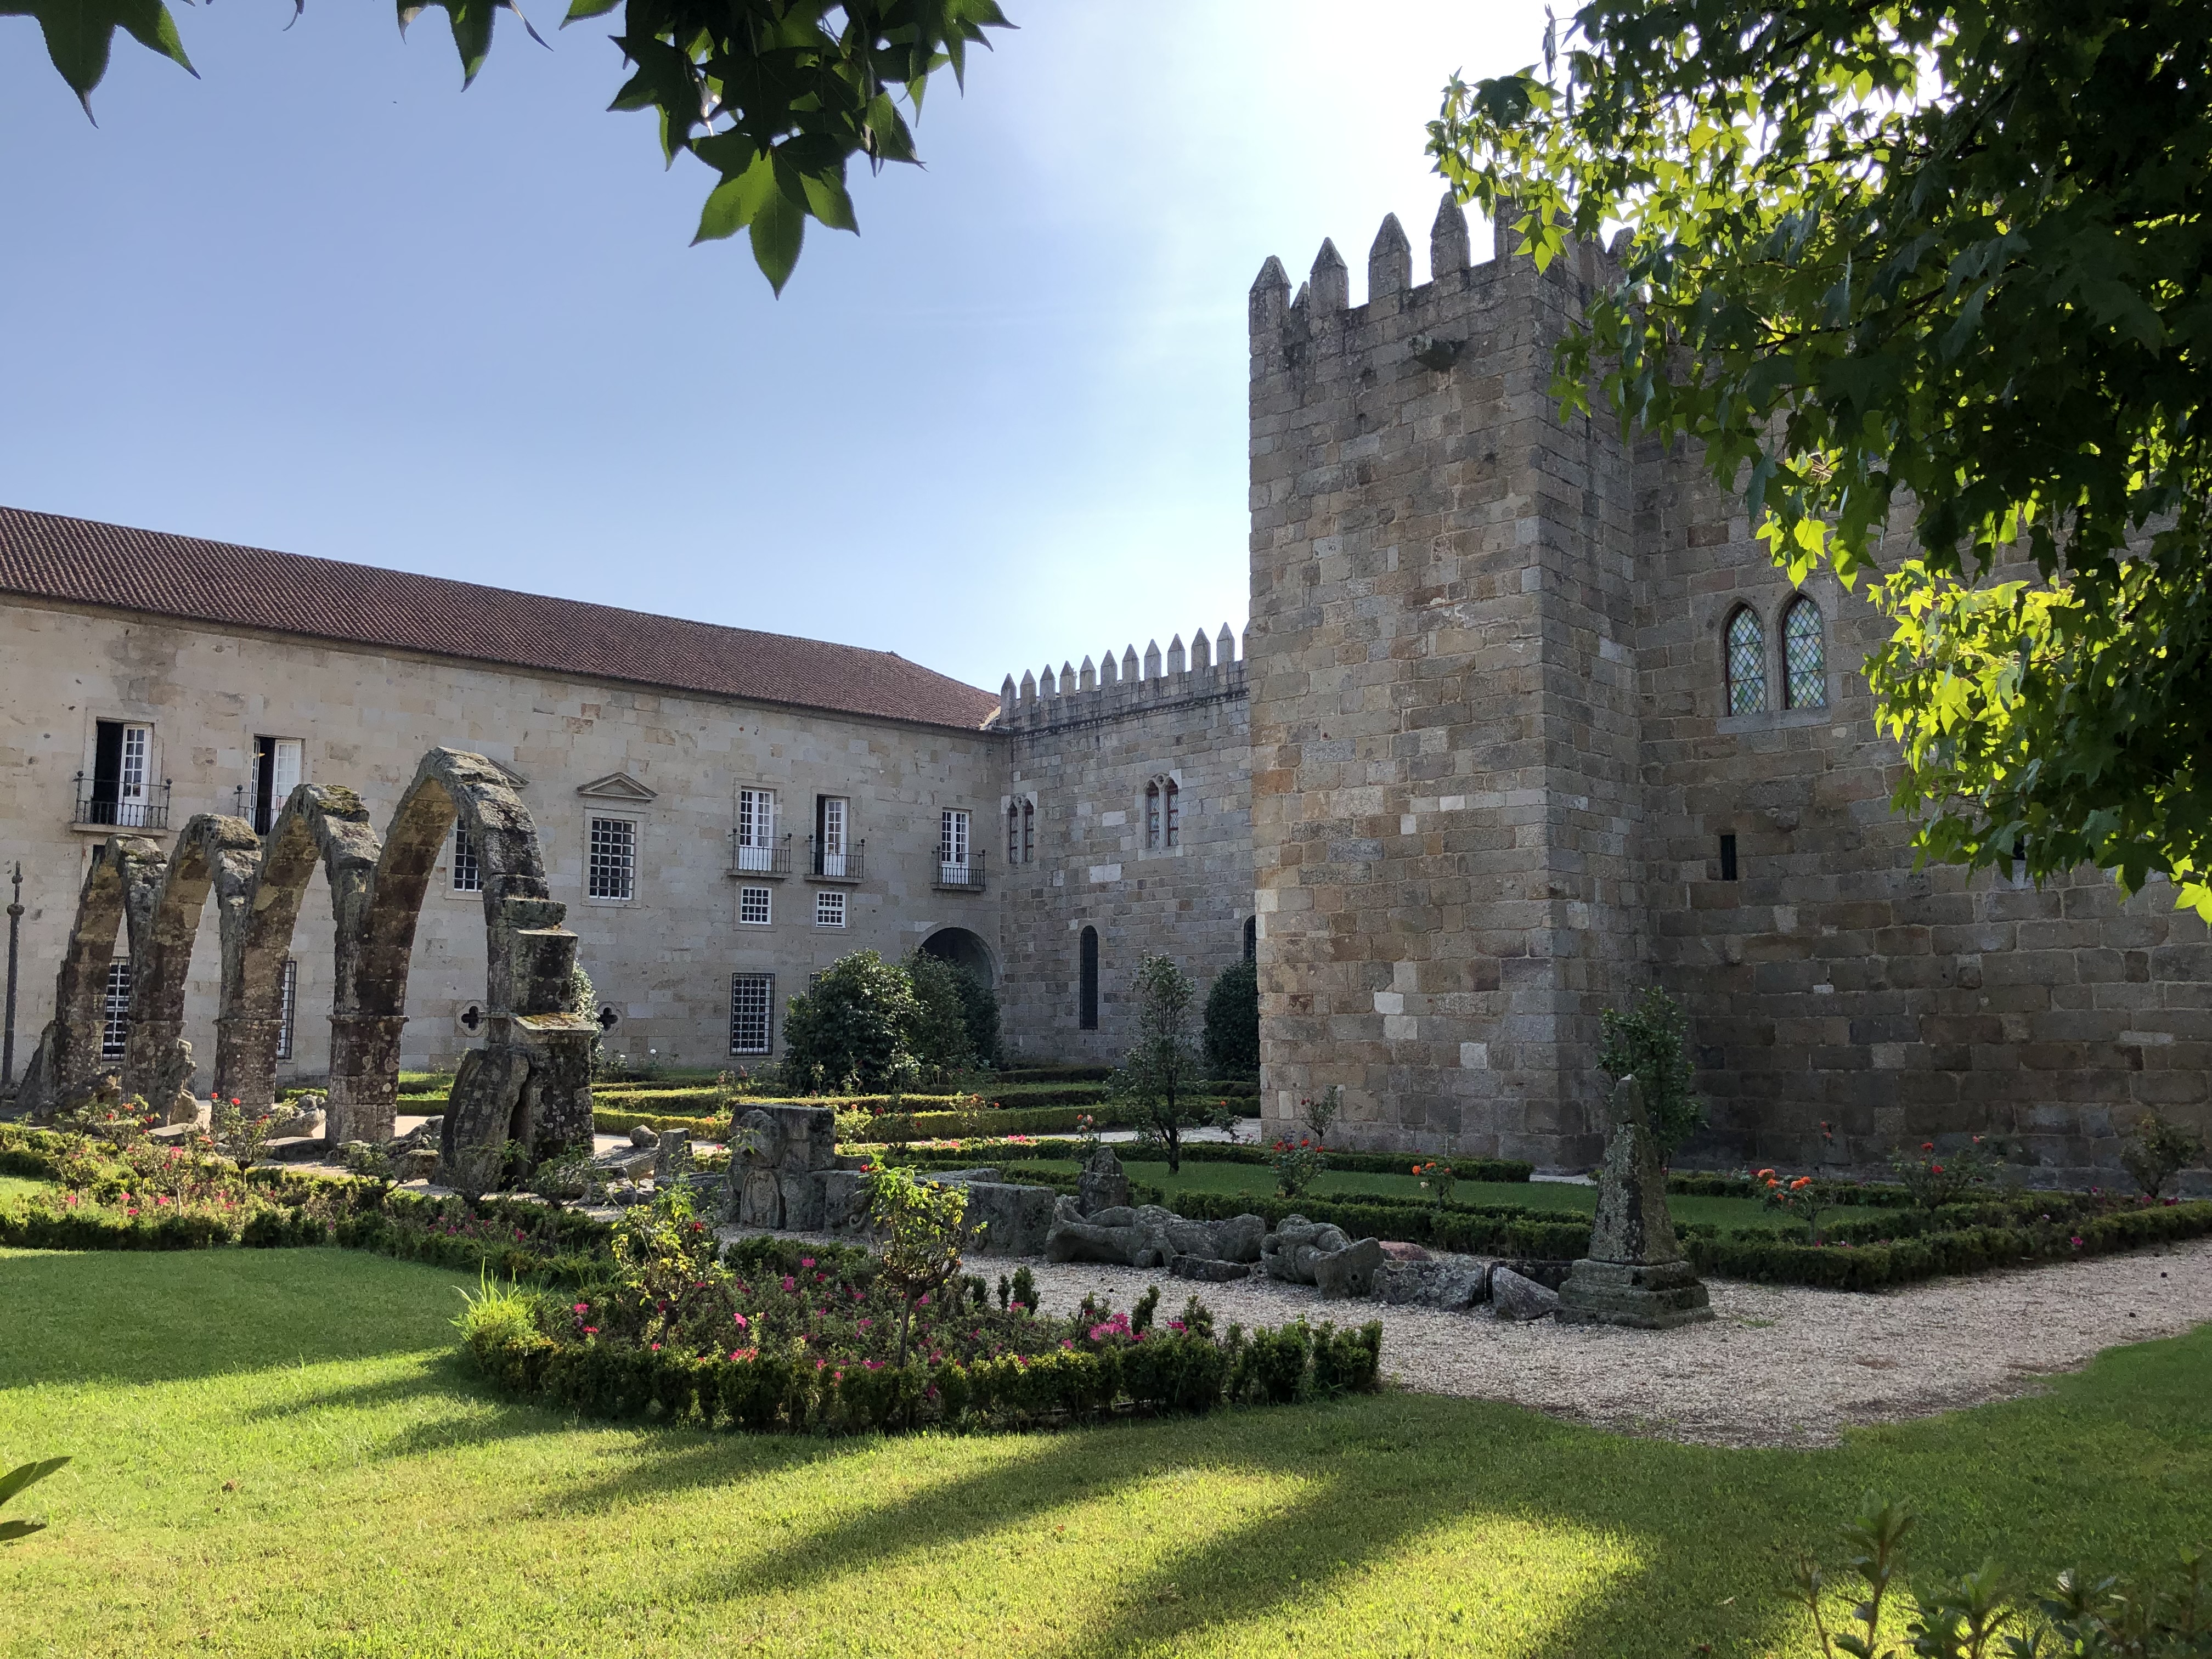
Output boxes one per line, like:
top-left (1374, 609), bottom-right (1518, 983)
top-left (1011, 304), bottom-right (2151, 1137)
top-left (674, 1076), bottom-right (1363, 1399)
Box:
top-left (3, 195), bottom-right (2205, 1184)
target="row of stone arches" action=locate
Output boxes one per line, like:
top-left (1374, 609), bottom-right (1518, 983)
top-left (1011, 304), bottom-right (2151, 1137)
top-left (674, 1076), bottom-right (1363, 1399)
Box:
top-left (17, 748), bottom-right (597, 1188)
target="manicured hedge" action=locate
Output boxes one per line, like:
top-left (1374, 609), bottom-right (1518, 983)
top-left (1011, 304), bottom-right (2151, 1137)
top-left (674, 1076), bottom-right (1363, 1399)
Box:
top-left (894, 1139), bottom-right (1535, 1184)
top-left (1667, 1171), bottom-right (1920, 1209)
top-left (1168, 1190), bottom-right (1595, 1260)
top-left (462, 1316), bottom-right (1381, 1434)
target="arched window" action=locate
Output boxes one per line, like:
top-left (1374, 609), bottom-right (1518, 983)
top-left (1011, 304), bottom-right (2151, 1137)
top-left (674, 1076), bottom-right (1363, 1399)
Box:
top-left (1079, 926), bottom-right (1099, 1030)
top-left (1243, 915), bottom-right (1256, 963)
top-left (1725, 606), bottom-right (1768, 715)
top-left (1164, 778), bottom-right (1180, 847)
top-left (1144, 781), bottom-right (1161, 849)
top-left (1782, 596), bottom-right (1827, 709)
top-left (1007, 802), bottom-right (1021, 864)
top-left (1022, 799), bottom-right (1034, 864)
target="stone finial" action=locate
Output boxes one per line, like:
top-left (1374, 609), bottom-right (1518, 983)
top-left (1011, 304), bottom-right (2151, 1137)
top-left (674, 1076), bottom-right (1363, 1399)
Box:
top-left (1039, 663), bottom-right (1057, 698)
top-left (1369, 212), bottom-right (1410, 299)
top-left (1217, 623), bottom-right (1237, 665)
top-left (1249, 253), bottom-right (1290, 335)
top-left (1143, 639), bottom-right (1163, 680)
top-left (1431, 191), bottom-right (1471, 278)
top-left (1310, 238), bottom-right (1348, 313)
top-left (1099, 648), bottom-right (1119, 686)
top-left (1018, 668), bottom-right (1036, 704)
top-left (1000, 673), bottom-right (1017, 710)
top-left (1190, 629), bottom-right (1212, 672)
top-left (1121, 644), bottom-right (1139, 682)
top-left (1079, 655), bottom-right (1097, 692)
top-left (1060, 661), bottom-right (1075, 695)
top-left (1166, 634), bottom-right (1186, 675)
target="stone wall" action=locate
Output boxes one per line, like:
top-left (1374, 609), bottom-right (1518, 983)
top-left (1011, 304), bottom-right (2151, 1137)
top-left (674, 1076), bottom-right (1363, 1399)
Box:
top-left (997, 635), bottom-right (1253, 1065)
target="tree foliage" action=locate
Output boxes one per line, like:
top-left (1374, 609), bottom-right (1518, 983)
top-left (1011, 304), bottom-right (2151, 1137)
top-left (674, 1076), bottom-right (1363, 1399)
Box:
top-left (780, 949), bottom-right (919, 1092)
top-left (1431, 2), bottom-right (2212, 915)
top-left (1596, 987), bottom-right (1706, 1161)
top-left (1201, 958), bottom-right (1259, 1078)
top-left (1112, 953), bottom-right (1212, 1174)
top-left (10, 0), bottom-right (1012, 292)
top-left (902, 950), bottom-right (976, 1077)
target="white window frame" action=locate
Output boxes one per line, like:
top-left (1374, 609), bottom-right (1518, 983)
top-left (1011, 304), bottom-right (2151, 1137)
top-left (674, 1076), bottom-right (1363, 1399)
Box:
top-left (586, 815), bottom-right (638, 903)
top-left (738, 884), bottom-right (772, 926)
top-left (250, 736), bottom-right (304, 832)
top-left (451, 824), bottom-right (483, 894)
top-left (816, 794), bottom-right (850, 877)
top-left (730, 972), bottom-right (774, 1056)
top-left (814, 888), bottom-right (847, 928)
top-left (101, 960), bottom-right (132, 1059)
top-left (275, 958), bottom-right (298, 1061)
top-left (940, 808), bottom-right (971, 884)
top-left (736, 787), bottom-right (778, 872)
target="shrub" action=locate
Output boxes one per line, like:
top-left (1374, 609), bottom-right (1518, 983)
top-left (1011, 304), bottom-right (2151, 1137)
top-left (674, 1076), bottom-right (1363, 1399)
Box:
top-left (949, 963), bottom-right (1001, 1068)
top-left (1598, 986), bottom-right (1706, 1160)
top-left (452, 1268), bottom-right (549, 1369)
top-left (2121, 1110), bottom-right (2208, 1200)
top-left (864, 1163), bottom-right (970, 1365)
top-left (1113, 954), bottom-right (1218, 1173)
top-left (780, 950), bottom-right (922, 1092)
top-left (1272, 1137), bottom-right (1327, 1198)
top-left (1201, 958), bottom-right (1259, 1076)
top-left (902, 951), bottom-right (977, 1077)
top-left (1889, 1135), bottom-right (2006, 1211)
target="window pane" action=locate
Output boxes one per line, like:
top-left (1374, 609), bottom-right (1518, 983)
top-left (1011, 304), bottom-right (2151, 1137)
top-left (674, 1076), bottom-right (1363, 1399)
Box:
top-left (1165, 780), bottom-right (1180, 847)
top-left (1726, 610), bottom-right (1768, 715)
top-left (730, 973), bottom-right (772, 1054)
top-left (588, 817), bottom-right (636, 900)
top-left (815, 889), bottom-right (845, 927)
top-left (1022, 801), bottom-right (1034, 864)
top-left (101, 960), bottom-right (132, 1059)
top-left (740, 885), bottom-right (771, 925)
top-left (1784, 599), bottom-right (1827, 709)
top-left (453, 825), bottom-right (483, 893)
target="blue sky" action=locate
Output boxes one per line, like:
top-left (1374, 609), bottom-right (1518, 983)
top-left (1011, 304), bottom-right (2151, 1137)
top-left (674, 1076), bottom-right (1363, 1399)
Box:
top-left (0, 1), bottom-right (1550, 693)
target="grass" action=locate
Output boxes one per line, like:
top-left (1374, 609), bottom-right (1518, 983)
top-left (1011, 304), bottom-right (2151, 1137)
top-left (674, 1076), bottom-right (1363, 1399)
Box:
top-left (4, 1248), bottom-right (2208, 1657)
top-left (0, 1175), bottom-right (52, 1204)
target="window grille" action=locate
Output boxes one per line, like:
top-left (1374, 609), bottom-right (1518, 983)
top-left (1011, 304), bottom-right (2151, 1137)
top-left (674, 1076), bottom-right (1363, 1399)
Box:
top-left (740, 885), bottom-right (772, 925)
top-left (1144, 782), bottom-right (1161, 848)
top-left (101, 960), bottom-right (132, 1059)
top-left (588, 817), bottom-right (636, 900)
top-left (1079, 926), bottom-right (1099, 1030)
top-left (1164, 778), bottom-right (1180, 847)
top-left (1725, 608), bottom-right (1768, 715)
top-left (1783, 597), bottom-right (1827, 709)
top-left (729, 973), bottom-right (773, 1055)
top-left (736, 788), bottom-right (779, 871)
top-left (815, 889), bottom-right (846, 928)
top-left (1007, 803), bottom-right (1021, 864)
top-left (276, 958), bottom-right (298, 1060)
top-left (452, 825), bottom-right (483, 893)
top-left (1022, 800), bottom-right (1034, 864)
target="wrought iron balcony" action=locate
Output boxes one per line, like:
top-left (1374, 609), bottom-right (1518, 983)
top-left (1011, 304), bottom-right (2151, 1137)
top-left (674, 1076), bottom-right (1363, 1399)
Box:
top-left (807, 837), bottom-right (865, 882)
top-left (73, 775), bottom-right (171, 831)
top-left (728, 833), bottom-right (793, 877)
top-left (934, 853), bottom-right (986, 893)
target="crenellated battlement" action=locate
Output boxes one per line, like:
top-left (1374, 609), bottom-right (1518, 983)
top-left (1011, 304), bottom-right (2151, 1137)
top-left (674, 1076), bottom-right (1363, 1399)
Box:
top-left (996, 623), bottom-right (1245, 732)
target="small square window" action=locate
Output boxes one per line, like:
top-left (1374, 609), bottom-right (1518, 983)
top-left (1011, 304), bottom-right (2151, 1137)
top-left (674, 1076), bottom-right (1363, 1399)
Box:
top-left (588, 816), bottom-right (636, 901)
top-left (730, 973), bottom-right (774, 1056)
top-left (740, 885), bottom-right (772, 926)
top-left (815, 889), bottom-right (847, 928)
top-left (452, 825), bottom-right (483, 893)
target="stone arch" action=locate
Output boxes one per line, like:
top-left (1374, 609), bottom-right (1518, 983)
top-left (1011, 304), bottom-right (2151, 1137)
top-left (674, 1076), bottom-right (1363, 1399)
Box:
top-left (919, 925), bottom-right (996, 988)
top-left (16, 836), bottom-right (167, 1119)
top-left (123, 813), bottom-right (262, 1115)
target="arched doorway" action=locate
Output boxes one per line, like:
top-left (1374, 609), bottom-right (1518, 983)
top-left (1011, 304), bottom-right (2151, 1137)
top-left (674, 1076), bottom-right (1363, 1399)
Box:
top-left (920, 926), bottom-right (995, 986)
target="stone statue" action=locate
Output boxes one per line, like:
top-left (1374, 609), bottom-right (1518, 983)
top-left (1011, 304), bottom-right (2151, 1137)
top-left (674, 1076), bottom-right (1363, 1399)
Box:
top-left (1557, 1076), bottom-right (1714, 1329)
top-left (1076, 1146), bottom-right (1131, 1215)
top-left (1043, 1199), bottom-right (1266, 1269)
top-left (1259, 1215), bottom-right (1385, 1297)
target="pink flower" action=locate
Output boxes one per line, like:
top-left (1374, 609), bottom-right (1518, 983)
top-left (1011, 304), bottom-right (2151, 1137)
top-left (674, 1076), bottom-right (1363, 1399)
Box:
top-left (574, 1303), bottom-right (589, 1313)
top-left (732, 1312), bottom-right (749, 1329)
top-left (800, 1257), bottom-right (815, 1268)
top-left (864, 1359), bottom-right (884, 1371)
top-left (2070, 1235), bottom-right (2084, 1248)
top-left (781, 1276), bottom-right (795, 1293)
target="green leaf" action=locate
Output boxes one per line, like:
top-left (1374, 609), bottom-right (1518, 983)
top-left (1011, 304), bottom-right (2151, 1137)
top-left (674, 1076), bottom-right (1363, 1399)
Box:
top-left (0, 1458), bottom-right (69, 1508)
top-left (1, 0), bottom-right (194, 117)
top-left (396, 0), bottom-right (544, 89)
top-left (748, 188), bottom-right (806, 296)
top-left (692, 148), bottom-right (776, 245)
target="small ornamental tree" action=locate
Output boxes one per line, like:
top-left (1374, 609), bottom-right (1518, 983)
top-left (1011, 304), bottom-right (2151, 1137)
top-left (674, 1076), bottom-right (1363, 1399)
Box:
top-left (1114, 953), bottom-right (1212, 1174)
top-left (2121, 1110), bottom-right (2208, 1202)
top-left (1203, 958), bottom-right (1260, 1077)
top-left (949, 964), bottom-right (1001, 1068)
top-left (864, 1163), bottom-right (969, 1366)
top-left (780, 950), bottom-right (921, 1093)
top-left (902, 951), bottom-right (977, 1079)
top-left (1597, 988), bottom-right (1706, 1162)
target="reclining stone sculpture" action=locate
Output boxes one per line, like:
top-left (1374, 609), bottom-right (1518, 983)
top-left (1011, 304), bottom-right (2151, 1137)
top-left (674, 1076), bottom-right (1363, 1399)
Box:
top-left (1042, 1198), bottom-right (1266, 1270)
top-left (1259, 1215), bottom-right (1386, 1297)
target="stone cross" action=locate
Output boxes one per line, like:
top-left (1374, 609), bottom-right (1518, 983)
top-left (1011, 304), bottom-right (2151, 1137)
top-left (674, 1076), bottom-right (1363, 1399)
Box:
top-left (1558, 1075), bottom-right (1714, 1329)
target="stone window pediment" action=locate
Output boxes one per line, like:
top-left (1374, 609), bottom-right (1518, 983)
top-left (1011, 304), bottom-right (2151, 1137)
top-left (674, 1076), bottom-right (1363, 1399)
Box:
top-left (575, 771), bottom-right (657, 803)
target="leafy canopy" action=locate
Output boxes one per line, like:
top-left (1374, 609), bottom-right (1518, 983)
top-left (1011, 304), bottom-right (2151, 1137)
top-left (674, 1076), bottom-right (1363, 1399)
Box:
top-left (1113, 953), bottom-right (1215, 1173)
top-left (1431, 2), bottom-right (2212, 914)
top-left (8, 0), bottom-right (1012, 292)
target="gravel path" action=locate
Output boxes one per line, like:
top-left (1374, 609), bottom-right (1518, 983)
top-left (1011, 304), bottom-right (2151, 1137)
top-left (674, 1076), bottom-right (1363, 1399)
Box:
top-left (1007, 1240), bottom-right (2212, 1448)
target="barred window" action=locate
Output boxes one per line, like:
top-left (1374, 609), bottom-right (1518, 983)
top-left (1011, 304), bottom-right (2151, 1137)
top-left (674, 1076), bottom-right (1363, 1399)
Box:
top-left (1022, 799), bottom-right (1034, 864)
top-left (1725, 607), bottom-right (1768, 715)
top-left (815, 889), bottom-right (846, 928)
top-left (729, 973), bottom-right (774, 1056)
top-left (1007, 802), bottom-right (1022, 864)
top-left (101, 960), bottom-right (132, 1059)
top-left (276, 958), bottom-right (298, 1060)
top-left (1164, 778), bottom-right (1180, 847)
top-left (588, 817), bottom-right (636, 900)
top-left (739, 885), bottom-right (772, 926)
top-left (452, 825), bottom-right (482, 893)
top-left (1783, 596), bottom-right (1827, 710)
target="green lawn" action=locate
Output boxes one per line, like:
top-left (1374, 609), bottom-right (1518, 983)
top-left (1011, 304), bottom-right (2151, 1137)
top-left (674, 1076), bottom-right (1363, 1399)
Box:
top-left (3, 1248), bottom-right (2207, 1657)
top-left (0, 1175), bottom-right (52, 1204)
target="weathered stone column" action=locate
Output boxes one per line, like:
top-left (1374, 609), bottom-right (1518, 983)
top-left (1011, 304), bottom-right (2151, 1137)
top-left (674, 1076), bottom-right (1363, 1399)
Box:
top-left (1558, 1077), bottom-right (1714, 1329)
top-left (326, 1012), bottom-right (408, 1144)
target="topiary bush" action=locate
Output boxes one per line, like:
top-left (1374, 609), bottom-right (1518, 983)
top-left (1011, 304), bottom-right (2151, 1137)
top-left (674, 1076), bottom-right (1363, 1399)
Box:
top-left (902, 951), bottom-right (977, 1077)
top-left (1202, 958), bottom-right (1260, 1077)
top-left (779, 950), bottom-right (922, 1092)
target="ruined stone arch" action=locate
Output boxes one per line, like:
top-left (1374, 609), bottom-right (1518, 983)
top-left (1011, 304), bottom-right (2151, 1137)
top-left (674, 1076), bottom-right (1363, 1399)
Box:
top-left (15, 836), bottom-right (167, 1118)
top-left (122, 813), bottom-right (262, 1114)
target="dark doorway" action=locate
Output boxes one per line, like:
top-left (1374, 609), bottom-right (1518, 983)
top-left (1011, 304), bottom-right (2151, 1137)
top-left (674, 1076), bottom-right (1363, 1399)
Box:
top-left (920, 926), bottom-right (994, 985)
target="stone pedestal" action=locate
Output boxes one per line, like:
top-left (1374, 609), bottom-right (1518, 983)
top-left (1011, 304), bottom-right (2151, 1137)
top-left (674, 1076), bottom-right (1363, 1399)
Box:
top-left (1556, 1076), bottom-right (1714, 1330)
top-left (1556, 1258), bottom-right (1712, 1329)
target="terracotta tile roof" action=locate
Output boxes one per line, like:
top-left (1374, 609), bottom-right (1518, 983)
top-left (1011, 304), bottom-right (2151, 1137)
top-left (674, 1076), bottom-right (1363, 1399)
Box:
top-left (0, 506), bottom-right (1003, 731)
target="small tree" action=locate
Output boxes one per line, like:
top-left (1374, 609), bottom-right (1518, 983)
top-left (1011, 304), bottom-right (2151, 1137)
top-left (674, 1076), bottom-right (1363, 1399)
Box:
top-left (949, 965), bottom-right (1001, 1068)
top-left (1597, 988), bottom-right (1706, 1162)
top-left (1114, 953), bottom-right (1210, 1173)
top-left (864, 1164), bottom-right (969, 1366)
top-left (780, 951), bottom-right (921, 1093)
top-left (1203, 958), bottom-right (1260, 1077)
top-left (901, 952), bottom-right (977, 1079)
top-left (2120, 1111), bottom-right (2208, 1202)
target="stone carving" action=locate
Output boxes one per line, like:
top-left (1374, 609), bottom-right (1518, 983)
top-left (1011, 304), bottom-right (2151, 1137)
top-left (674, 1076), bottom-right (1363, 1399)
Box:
top-left (1491, 1265), bottom-right (1561, 1322)
top-left (727, 1104), bottom-right (840, 1230)
top-left (652, 1128), bottom-right (693, 1182)
top-left (1558, 1076), bottom-right (1716, 1329)
top-left (1043, 1199), bottom-right (1266, 1270)
top-left (1077, 1146), bottom-right (1131, 1215)
top-left (920, 1172), bottom-right (1057, 1256)
top-left (1373, 1254), bottom-right (1493, 1310)
top-left (1259, 1215), bottom-right (1385, 1297)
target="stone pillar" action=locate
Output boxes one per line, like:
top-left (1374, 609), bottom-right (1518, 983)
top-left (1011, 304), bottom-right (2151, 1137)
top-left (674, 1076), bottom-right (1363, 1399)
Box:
top-left (212, 1013), bottom-right (285, 1110)
top-left (326, 1012), bottom-right (408, 1144)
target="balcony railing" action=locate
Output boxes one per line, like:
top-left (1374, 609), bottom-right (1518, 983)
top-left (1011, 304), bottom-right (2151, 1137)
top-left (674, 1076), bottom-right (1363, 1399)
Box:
top-left (807, 837), bottom-right (865, 881)
top-left (934, 853), bottom-right (986, 893)
top-left (74, 775), bottom-right (172, 831)
top-left (728, 833), bottom-right (793, 877)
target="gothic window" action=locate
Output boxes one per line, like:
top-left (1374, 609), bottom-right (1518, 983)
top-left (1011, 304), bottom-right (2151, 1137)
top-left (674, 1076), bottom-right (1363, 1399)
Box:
top-left (1022, 799), bottom-right (1034, 864)
top-left (1783, 596), bottom-right (1827, 709)
top-left (1725, 607), bottom-right (1768, 715)
top-left (1243, 915), bottom-right (1257, 963)
top-left (1164, 778), bottom-right (1181, 848)
top-left (1079, 926), bottom-right (1099, 1030)
top-left (1144, 781), bottom-right (1161, 849)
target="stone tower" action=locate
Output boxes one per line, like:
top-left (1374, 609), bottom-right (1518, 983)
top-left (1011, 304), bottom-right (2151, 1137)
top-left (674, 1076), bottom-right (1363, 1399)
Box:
top-left (1246, 199), bottom-right (1641, 1167)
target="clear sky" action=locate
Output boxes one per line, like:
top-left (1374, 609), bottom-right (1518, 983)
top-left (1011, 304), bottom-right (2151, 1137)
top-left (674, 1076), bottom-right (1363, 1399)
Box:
top-left (0, 1), bottom-right (1550, 694)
